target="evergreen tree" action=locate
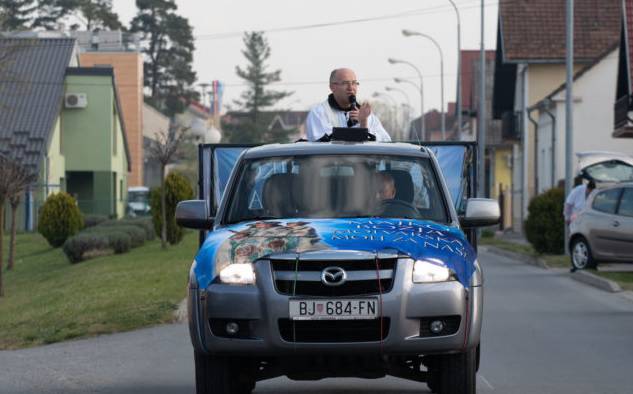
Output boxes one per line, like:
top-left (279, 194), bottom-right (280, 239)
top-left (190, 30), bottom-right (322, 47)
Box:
top-left (32, 0), bottom-right (75, 30)
top-left (70, 0), bottom-right (123, 31)
top-left (0, 0), bottom-right (36, 30)
top-left (31, 0), bottom-right (121, 31)
top-left (223, 31), bottom-right (293, 143)
top-left (130, 0), bottom-right (197, 116)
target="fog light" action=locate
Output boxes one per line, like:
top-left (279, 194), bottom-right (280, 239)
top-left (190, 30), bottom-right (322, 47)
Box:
top-left (429, 320), bottom-right (445, 334)
top-left (225, 322), bottom-right (240, 335)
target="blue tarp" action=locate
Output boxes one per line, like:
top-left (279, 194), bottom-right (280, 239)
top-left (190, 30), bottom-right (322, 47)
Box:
top-left (194, 218), bottom-right (476, 290)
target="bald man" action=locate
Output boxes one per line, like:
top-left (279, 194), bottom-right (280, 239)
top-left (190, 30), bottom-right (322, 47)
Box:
top-left (305, 68), bottom-right (391, 142)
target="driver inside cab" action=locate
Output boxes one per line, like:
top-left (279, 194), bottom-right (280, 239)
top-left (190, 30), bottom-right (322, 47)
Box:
top-left (374, 171), bottom-right (419, 218)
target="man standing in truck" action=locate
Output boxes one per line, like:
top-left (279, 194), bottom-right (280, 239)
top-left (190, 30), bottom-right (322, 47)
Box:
top-left (305, 68), bottom-right (391, 142)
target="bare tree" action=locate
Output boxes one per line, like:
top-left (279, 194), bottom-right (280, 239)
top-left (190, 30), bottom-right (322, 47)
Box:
top-left (0, 155), bottom-right (11, 296)
top-left (146, 124), bottom-right (189, 249)
top-left (6, 161), bottom-right (37, 270)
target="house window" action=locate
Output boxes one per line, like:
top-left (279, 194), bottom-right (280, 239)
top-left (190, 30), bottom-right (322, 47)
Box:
top-left (120, 179), bottom-right (123, 201)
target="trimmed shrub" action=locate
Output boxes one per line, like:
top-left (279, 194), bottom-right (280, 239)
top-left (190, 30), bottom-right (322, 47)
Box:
top-left (83, 214), bottom-right (109, 229)
top-left (38, 192), bottom-right (84, 247)
top-left (150, 172), bottom-right (194, 245)
top-left (83, 225), bottom-right (146, 248)
top-left (481, 228), bottom-right (495, 238)
top-left (99, 217), bottom-right (155, 241)
top-left (63, 231), bottom-right (132, 263)
top-left (63, 233), bottom-right (110, 263)
top-left (525, 187), bottom-right (565, 254)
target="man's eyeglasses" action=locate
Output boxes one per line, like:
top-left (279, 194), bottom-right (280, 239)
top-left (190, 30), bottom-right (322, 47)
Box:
top-left (332, 80), bottom-right (360, 87)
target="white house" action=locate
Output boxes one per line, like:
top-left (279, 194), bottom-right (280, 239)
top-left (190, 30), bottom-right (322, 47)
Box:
top-left (531, 47), bottom-right (633, 194)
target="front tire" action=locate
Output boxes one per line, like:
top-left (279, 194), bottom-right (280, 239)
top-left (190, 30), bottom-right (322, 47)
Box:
top-left (570, 237), bottom-right (596, 270)
top-left (194, 352), bottom-right (255, 394)
top-left (438, 348), bottom-right (476, 394)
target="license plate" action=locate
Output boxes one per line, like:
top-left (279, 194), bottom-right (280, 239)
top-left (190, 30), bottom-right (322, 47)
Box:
top-left (289, 298), bottom-right (378, 320)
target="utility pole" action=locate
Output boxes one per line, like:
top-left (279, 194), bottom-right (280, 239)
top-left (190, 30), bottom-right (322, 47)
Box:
top-left (565, 0), bottom-right (574, 251)
top-left (478, 0), bottom-right (486, 197)
top-left (447, 0), bottom-right (462, 140)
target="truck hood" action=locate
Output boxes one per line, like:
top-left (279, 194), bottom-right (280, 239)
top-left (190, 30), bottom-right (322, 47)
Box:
top-left (194, 218), bottom-right (476, 289)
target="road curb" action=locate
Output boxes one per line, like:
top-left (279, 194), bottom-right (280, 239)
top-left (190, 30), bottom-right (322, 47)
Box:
top-left (480, 245), bottom-right (549, 269)
top-left (571, 271), bottom-right (622, 293)
top-left (482, 245), bottom-right (623, 293)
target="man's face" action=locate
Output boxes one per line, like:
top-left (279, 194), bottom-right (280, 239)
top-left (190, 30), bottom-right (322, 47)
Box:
top-left (375, 176), bottom-right (396, 201)
top-left (329, 69), bottom-right (359, 107)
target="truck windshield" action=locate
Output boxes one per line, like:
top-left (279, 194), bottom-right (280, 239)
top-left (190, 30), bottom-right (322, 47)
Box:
top-left (225, 154), bottom-right (448, 224)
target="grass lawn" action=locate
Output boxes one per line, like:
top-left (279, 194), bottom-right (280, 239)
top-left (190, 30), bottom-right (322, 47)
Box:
top-left (0, 231), bottom-right (196, 350)
top-left (594, 272), bottom-right (633, 292)
top-left (479, 236), bottom-right (633, 290)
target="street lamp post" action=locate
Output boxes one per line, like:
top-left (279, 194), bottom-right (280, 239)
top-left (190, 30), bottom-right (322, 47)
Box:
top-left (372, 91), bottom-right (400, 132)
top-left (389, 58), bottom-right (425, 141)
top-left (447, 0), bottom-right (462, 139)
top-left (394, 77), bottom-right (424, 142)
top-left (386, 86), bottom-right (412, 140)
top-left (402, 30), bottom-right (445, 140)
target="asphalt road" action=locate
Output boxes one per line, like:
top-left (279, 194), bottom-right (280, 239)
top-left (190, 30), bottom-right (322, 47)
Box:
top-left (1, 249), bottom-right (633, 394)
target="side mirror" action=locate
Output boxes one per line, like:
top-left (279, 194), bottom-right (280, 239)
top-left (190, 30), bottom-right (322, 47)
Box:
top-left (176, 200), bottom-right (214, 229)
top-left (459, 198), bottom-right (500, 228)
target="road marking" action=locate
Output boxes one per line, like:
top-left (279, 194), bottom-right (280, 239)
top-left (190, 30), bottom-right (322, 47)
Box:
top-left (479, 374), bottom-right (495, 390)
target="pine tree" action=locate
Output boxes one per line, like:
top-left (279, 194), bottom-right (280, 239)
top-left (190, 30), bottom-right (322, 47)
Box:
top-left (130, 0), bottom-right (197, 116)
top-left (32, 0), bottom-right (121, 31)
top-left (71, 0), bottom-right (122, 31)
top-left (224, 31), bottom-right (293, 143)
top-left (0, 0), bottom-right (37, 30)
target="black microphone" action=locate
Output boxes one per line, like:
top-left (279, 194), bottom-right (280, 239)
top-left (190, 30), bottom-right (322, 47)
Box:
top-left (348, 95), bottom-right (359, 126)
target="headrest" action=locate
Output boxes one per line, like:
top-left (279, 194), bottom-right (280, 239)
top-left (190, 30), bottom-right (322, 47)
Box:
top-left (262, 173), bottom-right (295, 216)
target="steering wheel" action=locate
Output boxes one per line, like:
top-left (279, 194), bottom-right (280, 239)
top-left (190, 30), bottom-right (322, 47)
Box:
top-left (379, 199), bottom-right (419, 218)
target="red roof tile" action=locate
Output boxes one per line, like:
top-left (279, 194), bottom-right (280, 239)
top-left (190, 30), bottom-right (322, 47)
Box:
top-left (500, 0), bottom-right (621, 62)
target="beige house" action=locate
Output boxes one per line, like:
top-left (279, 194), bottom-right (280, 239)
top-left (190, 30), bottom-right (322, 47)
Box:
top-left (492, 0), bottom-right (620, 231)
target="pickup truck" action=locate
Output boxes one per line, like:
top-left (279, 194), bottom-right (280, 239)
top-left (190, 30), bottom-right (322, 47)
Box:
top-left (176, 136), bottom-right (499, 394)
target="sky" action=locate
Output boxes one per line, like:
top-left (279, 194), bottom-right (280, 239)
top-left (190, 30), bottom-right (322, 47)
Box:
top-left (112, 0), bottom-right (499, 116)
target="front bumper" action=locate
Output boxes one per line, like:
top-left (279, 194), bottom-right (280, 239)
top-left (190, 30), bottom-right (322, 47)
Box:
top-left (188, 258), bottom-right (482, 356)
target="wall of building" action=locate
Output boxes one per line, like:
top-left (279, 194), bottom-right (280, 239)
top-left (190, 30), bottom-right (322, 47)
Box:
top-left (63, 74), bottom-right (129, 218)
top-left (512, 63), bottom-right (584, 231)
top-left (46, 116), bottom-right (66, 196)
top-left (542, 50), bottom-right (633, 186)
top-left (112, 104), bottom-right (128, 218)
top-left (80, 52), bottom-right (143, 186)
top-left (63, 75), bottom-right (114, 171)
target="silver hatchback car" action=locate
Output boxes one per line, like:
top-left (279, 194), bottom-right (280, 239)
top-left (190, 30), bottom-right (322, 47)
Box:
top-left (569, 183), bottom-right (633, 269)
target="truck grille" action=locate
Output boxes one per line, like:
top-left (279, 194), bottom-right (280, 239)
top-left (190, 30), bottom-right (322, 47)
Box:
top-left (270, 258), bottom-right (397, 297)
top-left (279, 318), bottom-right (390, 343)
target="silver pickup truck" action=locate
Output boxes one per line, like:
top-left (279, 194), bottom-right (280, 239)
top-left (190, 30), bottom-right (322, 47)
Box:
top-left (176, 138), bottom-right (499, 394)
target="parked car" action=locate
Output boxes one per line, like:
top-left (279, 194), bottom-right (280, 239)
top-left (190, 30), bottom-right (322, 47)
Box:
top-left (126, 186), bottom-right (150, 217)
top-left (576, 151), bottom-right (633, 185)
top-left (569, 183), bottom-right (633, 269)
top-left (176, 136), bottom-right (499, 394)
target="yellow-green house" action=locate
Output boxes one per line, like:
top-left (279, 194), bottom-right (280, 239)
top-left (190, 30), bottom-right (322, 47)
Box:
top-left (0, 37), bottom-right (131, 231)
top-left (61, 68), bottom-right (131, 219)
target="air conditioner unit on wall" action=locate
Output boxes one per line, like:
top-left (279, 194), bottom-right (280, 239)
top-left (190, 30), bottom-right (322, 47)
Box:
top-left (64, 93), bottom-right (88, 109)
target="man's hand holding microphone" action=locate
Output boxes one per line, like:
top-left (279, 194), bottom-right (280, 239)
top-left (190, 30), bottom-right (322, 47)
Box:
top-left (347, 94), bottom-right (372, 128)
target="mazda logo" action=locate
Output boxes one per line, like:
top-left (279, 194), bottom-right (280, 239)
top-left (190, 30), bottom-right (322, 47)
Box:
top-left (321, 266), bottom-right (347, 287)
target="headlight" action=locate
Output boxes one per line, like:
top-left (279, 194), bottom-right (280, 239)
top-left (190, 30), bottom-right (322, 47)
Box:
top-left (413, 259), bottom-right (453, 283)
top-left (219, 263), bottom-right (256, 285)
